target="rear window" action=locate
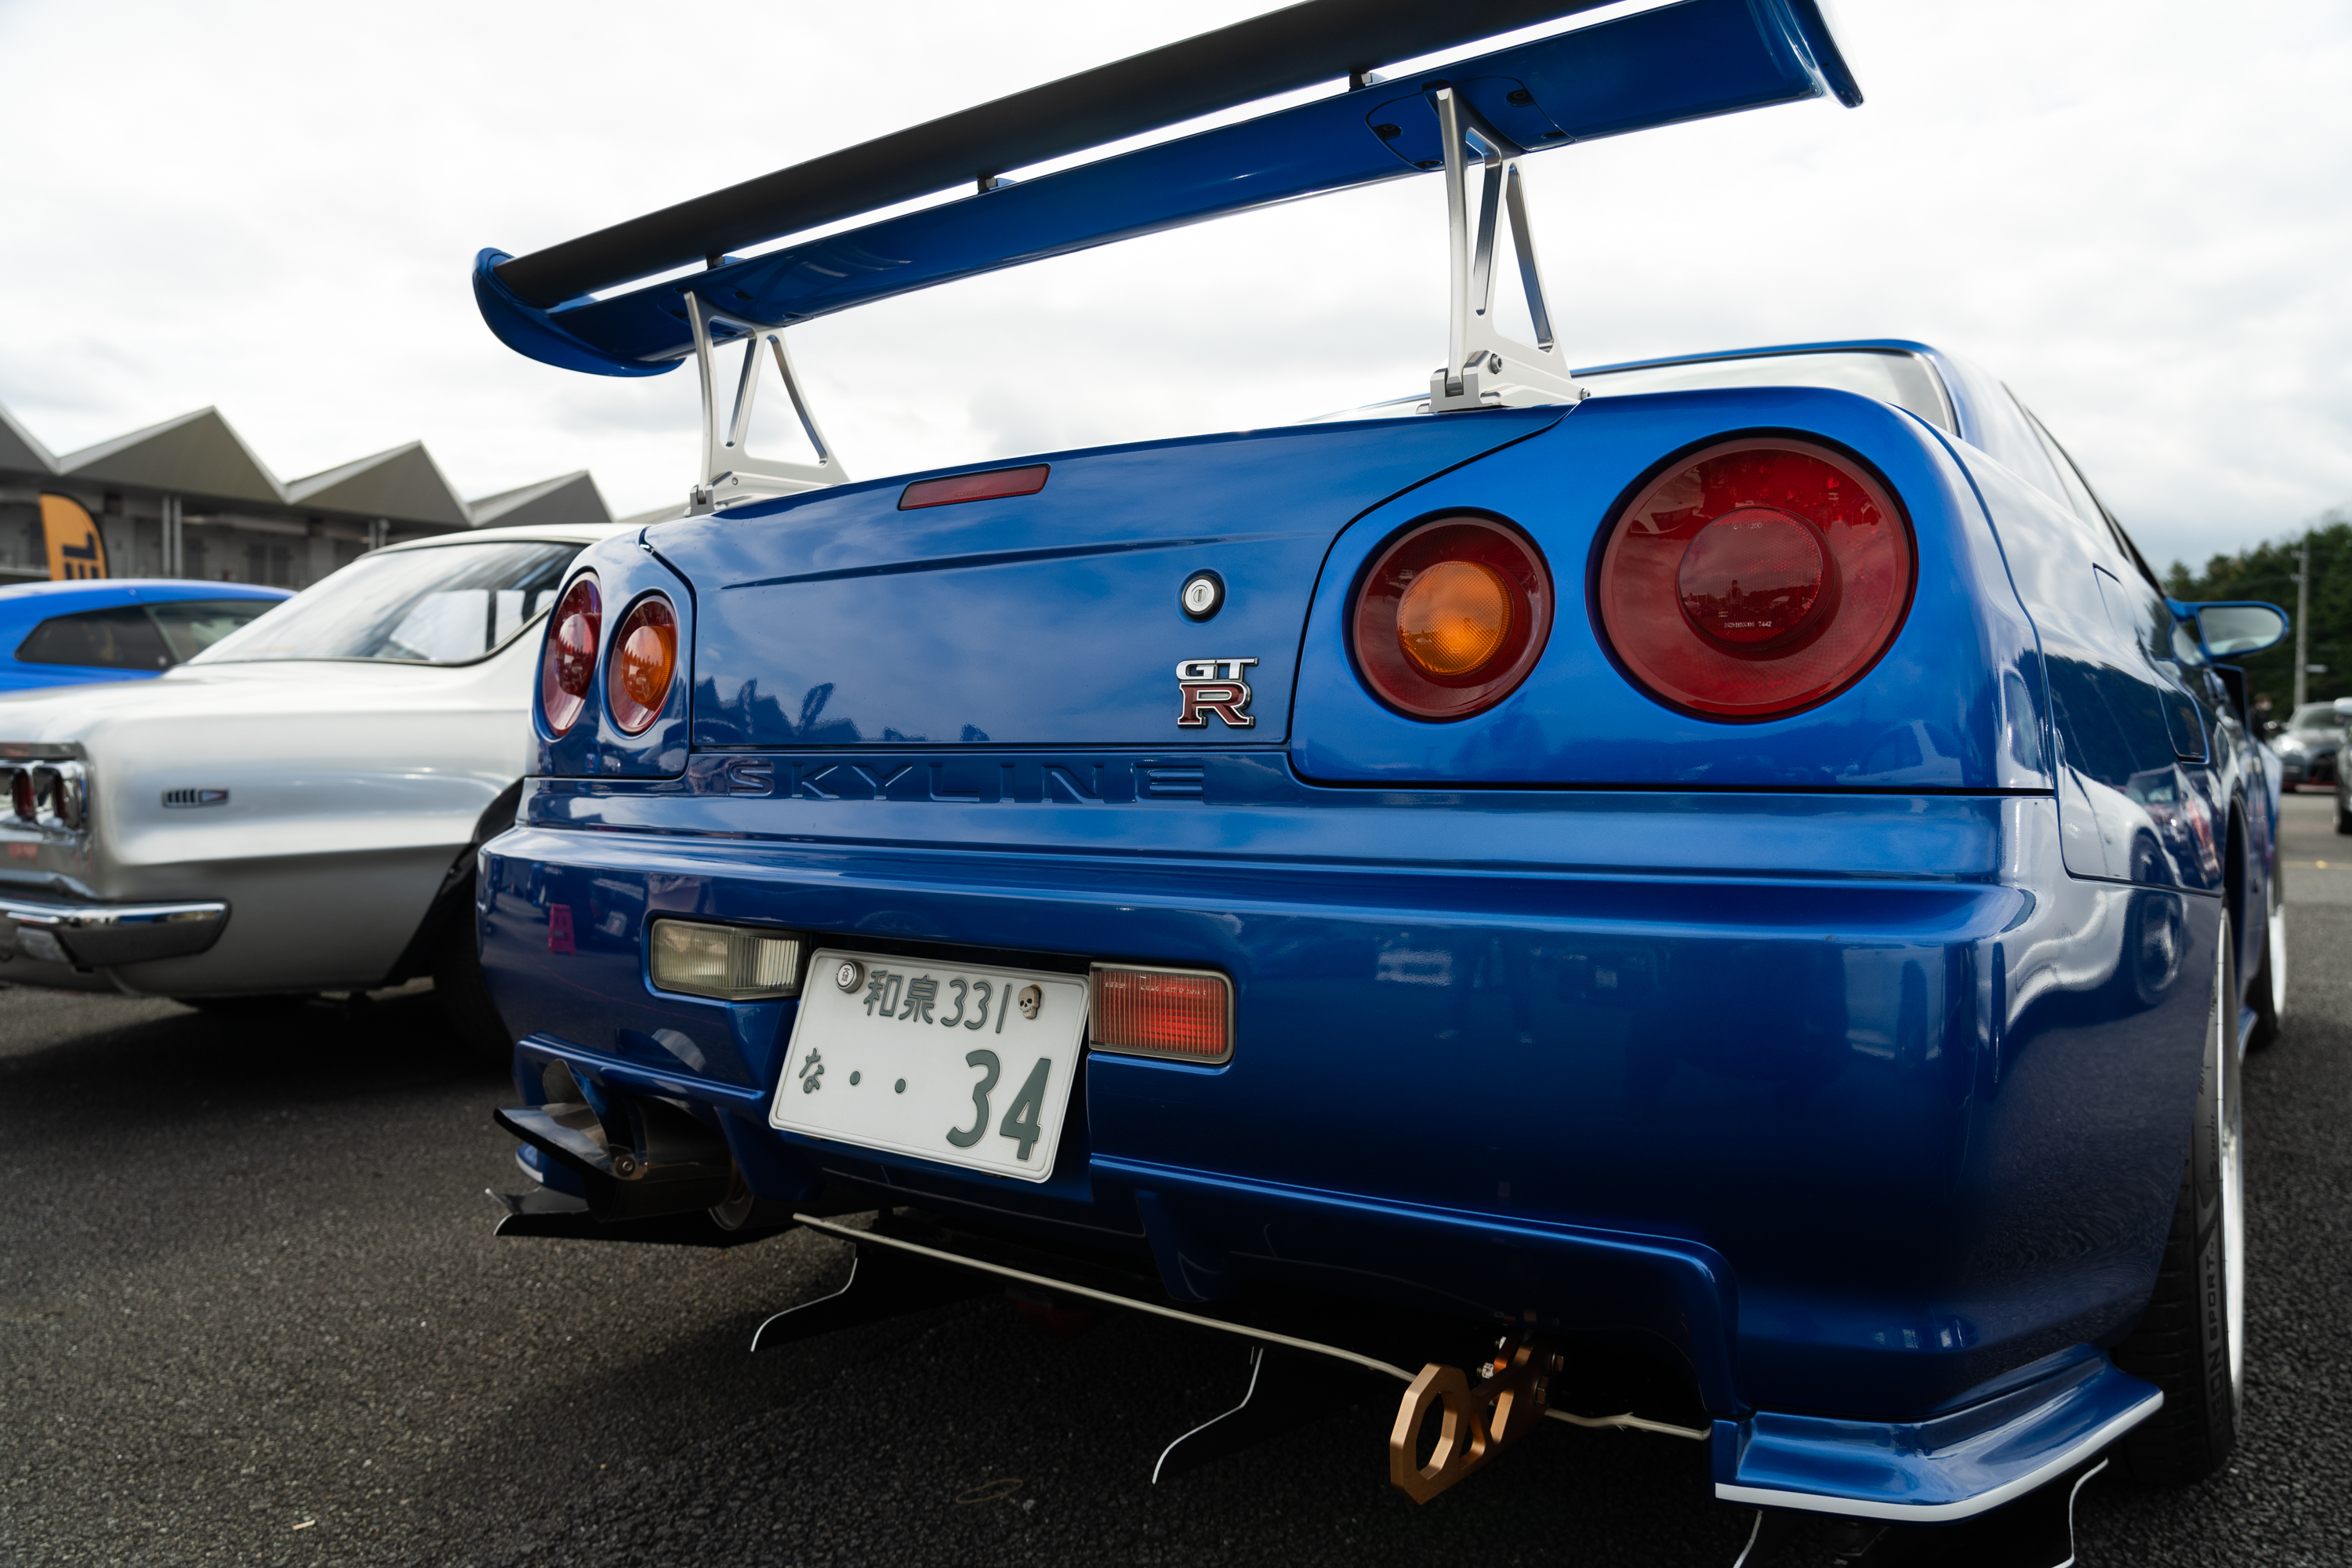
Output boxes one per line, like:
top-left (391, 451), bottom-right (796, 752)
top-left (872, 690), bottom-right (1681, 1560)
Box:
top-left (11, 597), bottom-right (277, 670)
top-left (153, 600), bottom-right (281, 660)
top-left (2288, 704), bottom-right (2342, 733)
top-left (191, 541), bottom-right (579, 666)
top-left (1575, 350), bottom-right (1955, 432)
top-left (15, 606), bottom-right (170, 670)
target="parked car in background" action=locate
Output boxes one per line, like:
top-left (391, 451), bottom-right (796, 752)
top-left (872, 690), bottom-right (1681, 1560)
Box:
top-left (2328, 699), bottom-right (2352, 833)
top-left (0, 579), bottom-right (289, 692)
top-left (0, 522), bottom-right (622, 1049)
top-left (2270, 700), bottom-right (2345, 788)
top-left (464, 0), bottom-right (2292, 1546)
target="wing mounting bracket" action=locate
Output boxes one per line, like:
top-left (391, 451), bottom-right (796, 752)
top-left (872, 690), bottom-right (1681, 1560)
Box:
top-left (686, 292), bottom-right (849, 515)
top-left (1426, 86), bottom-right (1585, 413)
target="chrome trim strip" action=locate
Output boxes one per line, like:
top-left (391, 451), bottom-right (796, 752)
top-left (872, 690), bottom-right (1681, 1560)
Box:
top-left (0, 893), bottom-right (230, 966)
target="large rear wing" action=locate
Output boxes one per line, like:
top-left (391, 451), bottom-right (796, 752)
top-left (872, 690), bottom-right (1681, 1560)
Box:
top-left (476, 0), bottom-right (1857, 506)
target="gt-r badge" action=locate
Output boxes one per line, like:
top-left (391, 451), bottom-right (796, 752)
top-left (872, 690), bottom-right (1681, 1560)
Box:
top-left (1176, 658), bottom-right (1258, 728)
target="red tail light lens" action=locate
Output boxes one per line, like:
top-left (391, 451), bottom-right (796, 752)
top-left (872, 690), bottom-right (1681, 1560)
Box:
top-left (1090, 966), bottom-right (1232, 1064)
top-left (9, 769), bottom-right (34, 822)
top-left (607, 594), bottom-right (678, 735)
top-left (1351, 516), bottom-right (1552, 720)
top-left (540, 576), bottom-right (601, 735)
top-left (1596, 441), bottom-right (1912, 719)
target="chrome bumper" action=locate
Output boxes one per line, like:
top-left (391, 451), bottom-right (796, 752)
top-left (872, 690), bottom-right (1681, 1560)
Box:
top-left (0, 893), bottom-right (229, 967)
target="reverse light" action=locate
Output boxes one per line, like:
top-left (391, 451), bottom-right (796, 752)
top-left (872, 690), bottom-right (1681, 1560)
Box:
top-left (648, 920), bottom-right (802, 1000)
top-left (540, 575), bottom-right (601, 735)
top-left (1596, 440), bottom-right (1913, 720)
top-left (608, 594), bottom-right (678, 735)
top-left (1351, 516), bottom-right (1551, 720)
top-left (1089, 964), bottom-right (1232, 1064)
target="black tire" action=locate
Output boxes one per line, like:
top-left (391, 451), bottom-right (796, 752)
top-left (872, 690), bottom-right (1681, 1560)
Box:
top-left (2114, 913), bottom-right (2244, 1486)
top-left (430, 893), bottom-right (512, 1069)
top-left (2336, 786), bottom-right (2352, 834)
top-left (2246, 865), bottom-right (2283, 1052)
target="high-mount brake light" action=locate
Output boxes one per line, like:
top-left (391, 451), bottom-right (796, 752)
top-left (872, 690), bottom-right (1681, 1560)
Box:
top-left (540, 576), bottom-right (601, 735)
top-left (1350, 516), bottom-right (1551, 720)
top-left (1089, 965), bottom-right (1232, 1064)
top-left (608, 594), bottom-right (678, 735)
top-left (1596, 439), bottom-right (1913, 720)
top-left (898, 464), bottom-right (1050, 510)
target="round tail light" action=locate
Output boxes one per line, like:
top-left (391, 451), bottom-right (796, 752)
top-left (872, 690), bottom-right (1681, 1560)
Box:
top-left (607, 594), bottom-right (678, 735)
top-left (1595, 440), bottom-right (1912, 720)
top-left (540, 575), bottom-right (601, 735)
top-left (1351, 516), bottom-right (1552, 720)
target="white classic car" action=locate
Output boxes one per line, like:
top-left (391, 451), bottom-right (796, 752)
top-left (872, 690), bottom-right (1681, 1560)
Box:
top-left (0, 521), bottom-right (624, 1050)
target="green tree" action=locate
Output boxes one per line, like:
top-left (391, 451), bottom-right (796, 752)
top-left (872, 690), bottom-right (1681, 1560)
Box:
top-left (2168, 509), bottom-right (2352, 725)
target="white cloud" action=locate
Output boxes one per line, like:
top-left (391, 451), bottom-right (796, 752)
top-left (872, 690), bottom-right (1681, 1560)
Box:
top-left (1, 0), bottom-right (2346, 572)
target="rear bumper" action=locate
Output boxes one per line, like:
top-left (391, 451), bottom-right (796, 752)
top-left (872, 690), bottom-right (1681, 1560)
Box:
top-left (479, 779), bottom-right (2213, 1454)
top-left (1713, 1354), bottom-right (2160, 1520)
top-left (0, 891), bottom-right (229, 967)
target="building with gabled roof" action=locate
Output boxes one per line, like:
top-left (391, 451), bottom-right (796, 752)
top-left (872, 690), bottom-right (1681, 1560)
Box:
top-left (0, 399), bottom-right (611, 588)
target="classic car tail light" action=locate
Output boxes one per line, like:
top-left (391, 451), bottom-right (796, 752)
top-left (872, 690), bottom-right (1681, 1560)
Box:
top-left (2, 764), bottom-right (85, 831)
top-left (1596, 440), bottom-right (1913, 720)
top-left (1350, 516), bottom-right (1552, 720)
top-left (649, 919), bottom-right (802, 1000)
top-left (1089, 965), bottom-right (1232, 1064)
top-left (607, 594), bottom-right (678, 735)
top-left (540, 575), bottom-right (601, 735)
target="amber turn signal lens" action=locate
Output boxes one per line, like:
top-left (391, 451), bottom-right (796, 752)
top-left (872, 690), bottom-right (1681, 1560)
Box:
top-left (1350, 516), bottom-right (1551, 720)
top-left (1398, 560), bottom-right (1512, 676)
top-left (540, 575), bottom-right (601, 736)
top-left (1089, 966), bottom-right (1232, 1064)
top-left (608, 594), bottom-right (677, 735)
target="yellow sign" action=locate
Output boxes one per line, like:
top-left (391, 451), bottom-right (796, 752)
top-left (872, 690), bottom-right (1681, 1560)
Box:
top-left (38, 495), bottom-right (108, 581)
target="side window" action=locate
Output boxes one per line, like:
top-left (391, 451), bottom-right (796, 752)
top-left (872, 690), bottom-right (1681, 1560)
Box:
top-left (2022, 410), bottom-right (2104, 531)
top-left (1945, 357), bottom-right (2067, 498)
top-left (13, 605), bottom-right (174, 670)
top-left (149, 599), bottom-right (279, 662)
top-left (2020, 403), bottom-right (2174, 593)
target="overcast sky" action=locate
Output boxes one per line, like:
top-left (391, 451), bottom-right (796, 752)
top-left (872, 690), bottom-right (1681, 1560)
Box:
top-left (2, 0), bottom-right (2347, 573)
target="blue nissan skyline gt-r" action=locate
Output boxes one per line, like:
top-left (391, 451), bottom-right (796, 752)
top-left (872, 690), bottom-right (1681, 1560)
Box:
top-left (465, 0), bottom-right (2296, 1555)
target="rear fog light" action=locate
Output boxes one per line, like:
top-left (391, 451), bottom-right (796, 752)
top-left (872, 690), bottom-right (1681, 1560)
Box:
top-left (649, 920), bottom-right (803, 1000)
top-left (1090, 965), bottom-right (1232, 1064)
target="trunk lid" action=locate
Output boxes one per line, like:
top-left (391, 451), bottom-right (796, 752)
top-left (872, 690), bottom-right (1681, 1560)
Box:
top-left (660, 412), bottom-right (1559, 749)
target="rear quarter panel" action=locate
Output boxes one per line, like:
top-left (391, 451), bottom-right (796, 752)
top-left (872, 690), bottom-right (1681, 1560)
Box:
top-left (1290, 388), bottom-right (2051, 789)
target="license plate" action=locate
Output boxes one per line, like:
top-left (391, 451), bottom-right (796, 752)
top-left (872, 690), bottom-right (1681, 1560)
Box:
top-left (770, 949), bottom-right (1089, 1183)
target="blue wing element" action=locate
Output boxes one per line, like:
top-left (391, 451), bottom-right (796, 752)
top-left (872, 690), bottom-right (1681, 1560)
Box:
top-left (471, 250), bottom-right (677, 379)
top-left (478, 0), bottom-right (1857, 376)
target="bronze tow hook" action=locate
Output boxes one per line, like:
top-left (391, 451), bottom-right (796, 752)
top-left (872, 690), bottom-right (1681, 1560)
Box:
top-left (1388, 1330), bottom-right (1554, 1503)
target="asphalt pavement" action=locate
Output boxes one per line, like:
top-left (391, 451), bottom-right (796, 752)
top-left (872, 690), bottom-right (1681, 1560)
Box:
top-left (4, 796), bottom-right (2349, 1567)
